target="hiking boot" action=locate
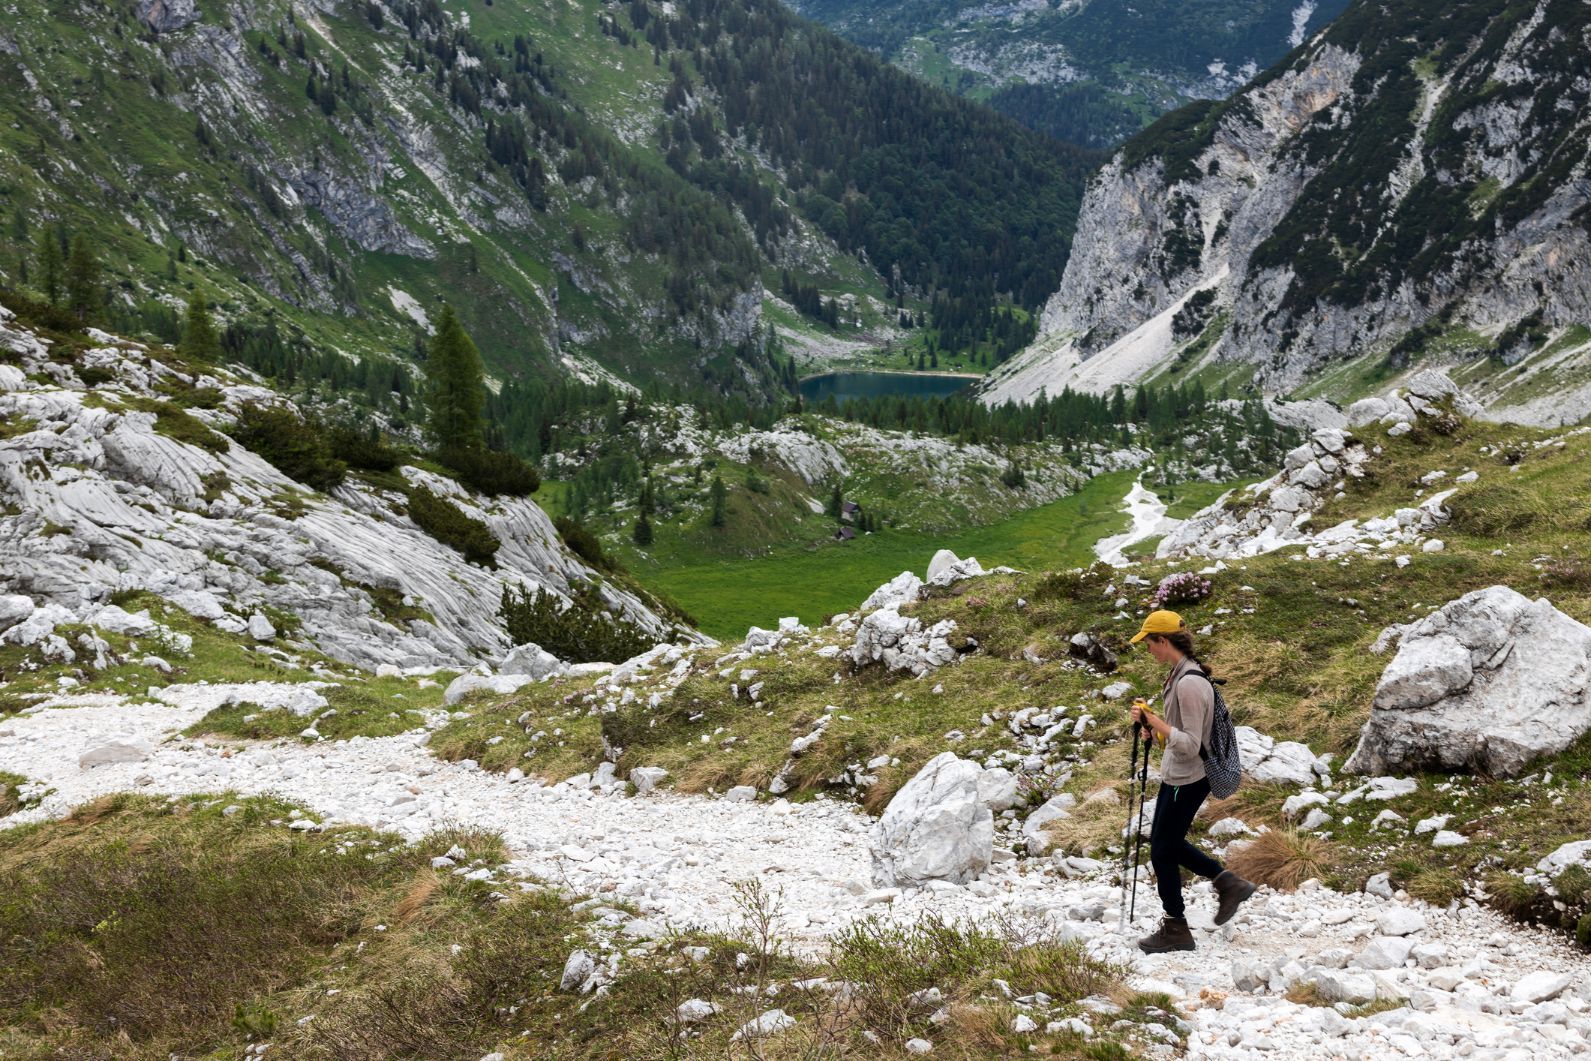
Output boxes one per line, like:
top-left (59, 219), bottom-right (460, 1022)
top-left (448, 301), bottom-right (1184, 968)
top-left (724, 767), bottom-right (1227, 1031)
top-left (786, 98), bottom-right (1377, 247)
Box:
top-left (1137, 916), bottom-right (1195, 953)
top-left (1213, 870), bottom-right (1257, 926)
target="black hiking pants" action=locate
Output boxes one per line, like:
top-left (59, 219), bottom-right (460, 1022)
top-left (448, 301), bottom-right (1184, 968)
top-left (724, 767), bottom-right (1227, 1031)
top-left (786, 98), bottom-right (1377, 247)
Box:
top-left (1149, 776), bottom-right (1223, 919)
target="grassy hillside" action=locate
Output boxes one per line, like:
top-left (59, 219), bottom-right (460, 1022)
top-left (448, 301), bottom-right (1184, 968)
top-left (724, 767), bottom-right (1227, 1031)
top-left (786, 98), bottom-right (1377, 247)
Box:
top-left (439, 411), bottom-right (1591, 939)
top-left (0, 0), bottom-right (1094, 402)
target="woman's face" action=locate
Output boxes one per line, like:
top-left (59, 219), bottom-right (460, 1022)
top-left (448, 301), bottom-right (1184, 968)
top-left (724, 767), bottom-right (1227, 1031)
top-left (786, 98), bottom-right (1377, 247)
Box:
top-left (1145, 635), bottom-right (1180, 665)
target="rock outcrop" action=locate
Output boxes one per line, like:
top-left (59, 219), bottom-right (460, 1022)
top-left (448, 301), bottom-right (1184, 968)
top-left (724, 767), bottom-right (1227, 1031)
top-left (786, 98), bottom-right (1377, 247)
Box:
top-left (850, 608), bottom-right (965, 677)
top-left (1237, 727), bottom-right (1331, 786)
top-left (0, 307), bottom-right (684, 671)
top-left (1346, 370), bottom-right (1486, 431)
top-left (1346, 587), bottom-right (1591, 778)
top-left (1160, 373), bottom-right (1481, 561)
top-left (991, 1), bottom-right (1591, 418)
top-left (871, 752), bottom-right (994, 886)
top-left (136, 0), bottom-right (200, 34)
top-left (1158, 426), bottom-right (1373, 559)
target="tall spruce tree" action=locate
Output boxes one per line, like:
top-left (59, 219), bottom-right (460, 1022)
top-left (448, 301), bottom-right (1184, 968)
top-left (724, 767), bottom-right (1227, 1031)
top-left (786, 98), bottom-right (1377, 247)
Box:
top-left (65, 235), bottom-right (100, 323)
top-left (179, 292), bottom-right (221, 360)
top-left (424, 304), bottom-right (486, 449)
top-left (35, 229), bottom-right (62, 305)
top-left (709, 473), bottom-right (727, 528)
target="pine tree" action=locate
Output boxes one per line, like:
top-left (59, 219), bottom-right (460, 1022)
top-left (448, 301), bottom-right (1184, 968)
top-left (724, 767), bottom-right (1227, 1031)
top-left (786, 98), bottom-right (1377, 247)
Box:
top-left (709, 473), bottom-right (727, 528)
top-left (827, 480), bottom-right (842, 519)
top-left (35, 229), bottom-right (62, 305)
top-left (632, 511), bottom-right (653, 546)
top-left (65, 235), bottom-right (100, 323)
top-left (179, 292), bottom-right (220, 360)
top-left (424, 304), bottom-right (486, 449)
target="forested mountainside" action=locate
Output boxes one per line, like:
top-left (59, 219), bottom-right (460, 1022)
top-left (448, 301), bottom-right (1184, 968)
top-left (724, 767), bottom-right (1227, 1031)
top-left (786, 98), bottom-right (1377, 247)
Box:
top-left (787, 0), bottom-right (1347, 147)
top-left (985, 0), bottom-right (1591, 424)
top-left (0, 0), bottom-right (1093, 403)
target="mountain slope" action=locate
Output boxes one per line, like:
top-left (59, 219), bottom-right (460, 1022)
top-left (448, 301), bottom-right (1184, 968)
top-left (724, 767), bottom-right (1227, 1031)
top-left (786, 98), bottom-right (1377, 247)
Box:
top-left (983, 0), bottom-right (1591, 422)
top-left (0, 299), bottom-right (688, 671)
top-left (788, 0), bottom-right (1348, 147)
top-left (0, 0), bottom-right (1093, 402)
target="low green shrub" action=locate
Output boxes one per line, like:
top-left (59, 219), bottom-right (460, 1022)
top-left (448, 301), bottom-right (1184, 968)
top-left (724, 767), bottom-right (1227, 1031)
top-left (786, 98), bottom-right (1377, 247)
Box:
top-left (1444, 483), bottom-right (1545, 536)
top-left (328, 423), bottom-right (403, 472)
top-left (498, 583), bottom-right (654, 663)
top-left (407, 485), bottom-right (499, 566)
top-left (555, 515), bottom-right (613, 571)
top-left (124, 395), bottom-right (229, 454)
top-left (437, 444), bottom-right (539, 497)
top-left (229, 404), bottom-right (346, 490)
top-left (0, 795), bottom-right (399, 1046)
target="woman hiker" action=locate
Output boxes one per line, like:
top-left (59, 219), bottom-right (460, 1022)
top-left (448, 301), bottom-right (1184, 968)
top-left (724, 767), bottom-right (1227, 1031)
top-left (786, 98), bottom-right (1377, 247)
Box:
top-left (1126, 609), bottom-right (1256, 953)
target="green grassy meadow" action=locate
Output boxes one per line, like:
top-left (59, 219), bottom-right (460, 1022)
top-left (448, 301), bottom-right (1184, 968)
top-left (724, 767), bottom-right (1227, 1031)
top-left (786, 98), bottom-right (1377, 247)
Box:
top-left (628, 470), bottom-right (1136, 639)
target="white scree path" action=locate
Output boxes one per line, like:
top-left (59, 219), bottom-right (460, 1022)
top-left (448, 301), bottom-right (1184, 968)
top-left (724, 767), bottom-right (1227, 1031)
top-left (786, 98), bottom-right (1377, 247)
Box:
top-left (1095, 477), bottom-right (1183, 567)
top-left (2, 693), bottom-right (1590, 1059)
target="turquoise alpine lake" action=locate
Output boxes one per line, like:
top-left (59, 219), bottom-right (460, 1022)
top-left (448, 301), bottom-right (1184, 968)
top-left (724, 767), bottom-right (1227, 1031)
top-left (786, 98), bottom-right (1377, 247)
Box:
top-left (798, 371), bottom-right (976, 404)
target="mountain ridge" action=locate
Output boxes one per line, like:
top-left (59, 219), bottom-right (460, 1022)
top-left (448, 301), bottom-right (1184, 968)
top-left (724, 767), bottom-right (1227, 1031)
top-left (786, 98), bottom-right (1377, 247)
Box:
top-left (982, 0), bottom-right (1591, 423)
top-left (0, 0), bottom-right (1092, 404)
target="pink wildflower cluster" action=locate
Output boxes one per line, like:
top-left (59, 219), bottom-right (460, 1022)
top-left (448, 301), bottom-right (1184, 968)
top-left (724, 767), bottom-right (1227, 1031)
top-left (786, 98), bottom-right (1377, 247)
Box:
top-left (1152, 571), bottom-right (1212, 607)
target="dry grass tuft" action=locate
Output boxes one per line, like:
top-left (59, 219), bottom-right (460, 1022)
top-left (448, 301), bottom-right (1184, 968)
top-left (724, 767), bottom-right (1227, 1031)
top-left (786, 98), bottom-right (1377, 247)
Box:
top-left (1485, 871), bottom-right (1542, 917)
top-left (945, 1000), bottom-right (1009, 1052)
top-left (62, 793), bottom-right (129, 828)
top-left (1406, 867), bottom-right (1466, 905)
top-left (1043, 785), bottom-right (1126, 856)
top-left (1224, 828), bottom-right (1336, 891)
top-left (392, 872), bottom-right (441, 925)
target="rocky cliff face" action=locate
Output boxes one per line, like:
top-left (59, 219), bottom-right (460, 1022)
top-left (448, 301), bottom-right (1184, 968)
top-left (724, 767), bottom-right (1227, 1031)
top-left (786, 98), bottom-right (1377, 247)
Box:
top-left (792, 0), bottom-right (1348, 148)
top-left (996, 0), bottom-right (1591, 414)
top-left (0, 304), bottom-right (684, 671)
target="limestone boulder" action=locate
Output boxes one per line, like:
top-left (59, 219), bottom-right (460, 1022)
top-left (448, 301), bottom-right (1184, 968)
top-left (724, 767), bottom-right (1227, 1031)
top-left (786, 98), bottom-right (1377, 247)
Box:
top-left (499, 641), bottom-right (567, 681)
top-left (1022, 793), bottom-right (1077, 855)
top-left (975, 767), bottom-right (1019, 812)
top-left (0, 594), bottom-right (34, 635)
top-left (79, 737), bottom-right (155, 769)
top-left (1237, 726), bottom-right (1329, 785)
top-left (926, 550), bottom-right (985, 587)
top-left (871, 753), bottom-right (994, 886)
top-left (861, 570), bottom-right (922, 612)
top-left (443, 672), bottom-right (536, 706)
top-left (1345, 587), bottom-right (1591, 778)
top-left (629, 766), bottom-right (668, 795)
top-left (850, 608), bottom-right (963, 677)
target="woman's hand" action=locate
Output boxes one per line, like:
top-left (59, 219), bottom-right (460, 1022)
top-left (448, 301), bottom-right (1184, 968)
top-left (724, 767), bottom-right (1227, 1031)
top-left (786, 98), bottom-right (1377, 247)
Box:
top-left (1130, 701), bottom-right (1168, 741)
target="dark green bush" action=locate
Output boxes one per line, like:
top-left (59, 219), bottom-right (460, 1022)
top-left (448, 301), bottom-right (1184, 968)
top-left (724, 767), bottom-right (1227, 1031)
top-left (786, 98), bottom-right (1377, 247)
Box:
top-left (437, 445), bottom-right (539, 497)
top-left (498, 583), bottom-right (654, 664)
top-left (407, 486), bottom-right (499, 566)
top-left (328, 423), bottom-right (403, 472)
top-left (124, 396), bottom-right (229, 455)
top-left (1444, 483), bottom-right (1545, 536)
top-left (229, 404), bottom-right (346, 490)
top-left (555, 515), bottom-right (612, 571)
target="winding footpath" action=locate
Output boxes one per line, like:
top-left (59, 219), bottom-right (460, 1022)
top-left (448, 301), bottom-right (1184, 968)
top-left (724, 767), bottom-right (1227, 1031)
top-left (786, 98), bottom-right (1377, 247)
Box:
top-left (1096, 478), bottom-right (1183, 567)
top-left (3, 689), bottom-right (1590, 1059)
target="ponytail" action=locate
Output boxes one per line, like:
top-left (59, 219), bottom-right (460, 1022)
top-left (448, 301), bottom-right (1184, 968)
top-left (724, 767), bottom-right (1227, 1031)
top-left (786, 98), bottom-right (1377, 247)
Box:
top-left (1154, 629), bottom-right (1222, 684)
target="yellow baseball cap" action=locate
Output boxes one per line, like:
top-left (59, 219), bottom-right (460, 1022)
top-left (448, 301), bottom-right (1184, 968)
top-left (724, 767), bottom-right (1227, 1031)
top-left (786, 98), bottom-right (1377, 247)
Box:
top-left (1130, 609), bottom-right (1185, 644)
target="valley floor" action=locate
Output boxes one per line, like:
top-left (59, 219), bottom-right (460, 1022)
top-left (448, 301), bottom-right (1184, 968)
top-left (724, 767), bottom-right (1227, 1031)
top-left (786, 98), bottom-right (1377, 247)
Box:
top-left (4, 690), bottom-right (1588, 1058)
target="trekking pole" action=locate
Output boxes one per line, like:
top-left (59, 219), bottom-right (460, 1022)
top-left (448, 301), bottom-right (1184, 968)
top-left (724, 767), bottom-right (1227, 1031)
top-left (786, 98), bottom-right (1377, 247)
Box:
top-left (1129, 712), bottom-right (1152, 923)
top-left (1117, 720), bottom-right (1141, 931)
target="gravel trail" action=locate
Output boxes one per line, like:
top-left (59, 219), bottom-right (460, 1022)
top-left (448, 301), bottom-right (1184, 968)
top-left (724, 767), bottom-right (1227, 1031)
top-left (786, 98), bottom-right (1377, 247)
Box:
top-left (1096, 478), bottom-right (1181, 567)
top-left (4, 692), bottom-right (1590, 1059)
